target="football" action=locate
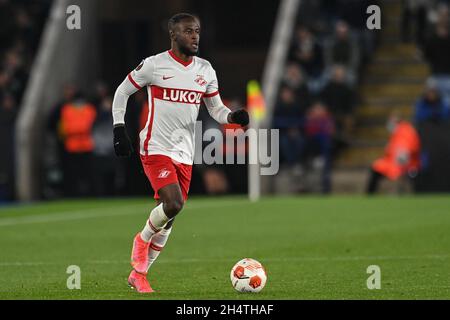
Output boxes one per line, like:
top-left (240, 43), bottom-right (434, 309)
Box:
top-left (230, 258), bottom-right (267, 293)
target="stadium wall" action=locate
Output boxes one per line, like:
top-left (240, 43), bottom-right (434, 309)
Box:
top-left (15, 0), bottom-right (100, 201)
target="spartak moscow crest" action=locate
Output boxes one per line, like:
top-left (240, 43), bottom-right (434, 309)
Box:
top-left (195, 75), bottom-right (207, 86)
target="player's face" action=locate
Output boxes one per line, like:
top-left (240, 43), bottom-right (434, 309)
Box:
top-left (174, 19), bottom-right (200, 56)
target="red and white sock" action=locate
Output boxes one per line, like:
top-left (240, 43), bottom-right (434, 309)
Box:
top-left (146, 227), bottom-right (172, 272)
top-left (140, 203), bottom-right (170, 242)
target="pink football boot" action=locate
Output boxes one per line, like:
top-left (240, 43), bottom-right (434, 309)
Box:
top-left (128, 270), bottom-right (154, 293)
top-left (130, 232), bottom-right (150, 274)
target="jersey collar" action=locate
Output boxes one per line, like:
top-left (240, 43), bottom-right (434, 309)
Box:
top-left (168, 50), bottom-right (193, 67)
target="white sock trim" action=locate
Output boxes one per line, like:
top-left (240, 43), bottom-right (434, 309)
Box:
top-left (151, 227), bottom-right (172, 247)
top-left (147, 227), bottom-right (172, 272)
top-left (140, 204), bottom-right (169, 242)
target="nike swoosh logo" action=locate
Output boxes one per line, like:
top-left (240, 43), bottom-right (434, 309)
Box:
top-left (163, 76), bottom-right (174, 80)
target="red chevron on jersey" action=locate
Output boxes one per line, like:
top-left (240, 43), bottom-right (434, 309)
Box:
top-left (134, 50), bottom-right (220, 164)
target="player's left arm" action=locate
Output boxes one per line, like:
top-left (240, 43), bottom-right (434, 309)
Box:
top-left (203, 67), bottom-right (249, 126)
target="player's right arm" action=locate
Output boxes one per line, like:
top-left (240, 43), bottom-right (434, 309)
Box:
top-left (112, 57), bottom-right (155, 156)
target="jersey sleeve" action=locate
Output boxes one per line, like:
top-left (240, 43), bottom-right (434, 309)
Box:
top-left (112, 57), bottom-right (155, 125)
top-left (127, 56), bottom-right (155, 89)
top-left (204, 66), bottom-right (219, 98)
top-left (202, 65), bottom-right (230, 124)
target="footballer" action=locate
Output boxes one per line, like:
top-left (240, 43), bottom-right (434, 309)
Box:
top-left (111, 13), bottom-right (249, 293)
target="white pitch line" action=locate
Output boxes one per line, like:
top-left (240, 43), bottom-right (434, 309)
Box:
top-left (0, 205), bottom-right (147, 227)
top-left (0, 201), bottom-right (243, 227)
top-left (1, 254), bottom-right (449, 267)
top-left (86, 254), bottom-right (450, 263)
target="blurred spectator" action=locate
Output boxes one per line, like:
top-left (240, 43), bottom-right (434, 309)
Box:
top-left (0, 0), bottom-right (51, 201)
top-left (337, 0), bottom-right (373, 31)
top-left (296, 0), bottom-right (329, 34)
top-left (401, 0), bottom-right (430, 46)
top-left (423, 23), bottom-right (450, 75)
top-left (0, 92), bottom-right (17, 201)
top-left (92, 89), bottom-right (119, 197)
top-left (202, 168), bottom-right (229, 195)
top-left (14, 8), bottom-right (35, 50)
top-left (91, 81), bottom-right (110, 107)
top-left (0, 1), bottom-right (50, 104)
top-left (414, 80), bottom-right (450, 124)
top-left (324, 20), bottom-right (360, 84)
top-left (289, 26), bottom-right (324, 81)
top-left (320, 65), bottom-right (356, 138)
top-left (302, 101), bottom-right (335, 193)
top-left (336, 0), bottom-right (378, 62)
top-left (318, 0), bottom-right (340, 32)
top-left (281, 62), bottom-right (312, 109)
top-left (427, 2), bottom-right (450, 31)
top-left (367, 112), bottom-right (421, 194)
top-left (2, 49), bottom-right (27, 101)
top-left (48, 88), bottom-right (97, 197)
top-left (48, 84), bottom-right (78, 136)
top-left (273, 86), bottom-right (305, 166)
top-left (0, 0), bottom-right (16, 49)
top-left (423, 4), bottom-right (450, 102)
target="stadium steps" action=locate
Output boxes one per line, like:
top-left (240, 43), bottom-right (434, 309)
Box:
top-left (360, 83), bottom-right (423, 98)
top-left (331, 168), bottom-right (412, 194)
top-left (366, 62), bottom-right (428, 78)
top-left (356, 104), bottom-right (412, 121)
top-left (332, 0), bottom-right (429, 193)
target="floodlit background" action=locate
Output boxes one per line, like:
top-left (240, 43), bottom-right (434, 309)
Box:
top-left (0, 0), bottom-right (450, 300)
top-left (2, 0), bottom-right (450, 202)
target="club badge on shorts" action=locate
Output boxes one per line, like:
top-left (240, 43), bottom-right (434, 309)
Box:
top-left (158, 169), bottom-right (171, 179)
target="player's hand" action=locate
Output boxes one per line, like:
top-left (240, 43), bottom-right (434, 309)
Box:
top-left (113, 124), bottom-right (134, 157)
top-left (228, 109), bottom-right (249, 126)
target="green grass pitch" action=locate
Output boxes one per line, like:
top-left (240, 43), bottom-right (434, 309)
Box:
top-left (0, 195), bottom-right (449, 299)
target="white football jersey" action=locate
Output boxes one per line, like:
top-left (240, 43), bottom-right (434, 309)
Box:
top-left (127, 50), bottom-right (221, 164)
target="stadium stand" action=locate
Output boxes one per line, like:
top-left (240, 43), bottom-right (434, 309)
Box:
top-left (0, 0), bottom-right (51, 201)
top-left (273, 0), bottom-right (378, 194)
top-left (5, 0), bottom-right (450, 201)
top-left (273, 0), bottom-right (450, 194)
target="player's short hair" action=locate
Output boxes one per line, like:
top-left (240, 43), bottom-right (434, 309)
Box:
top-left (168, 13), bottom-right (199, 32)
